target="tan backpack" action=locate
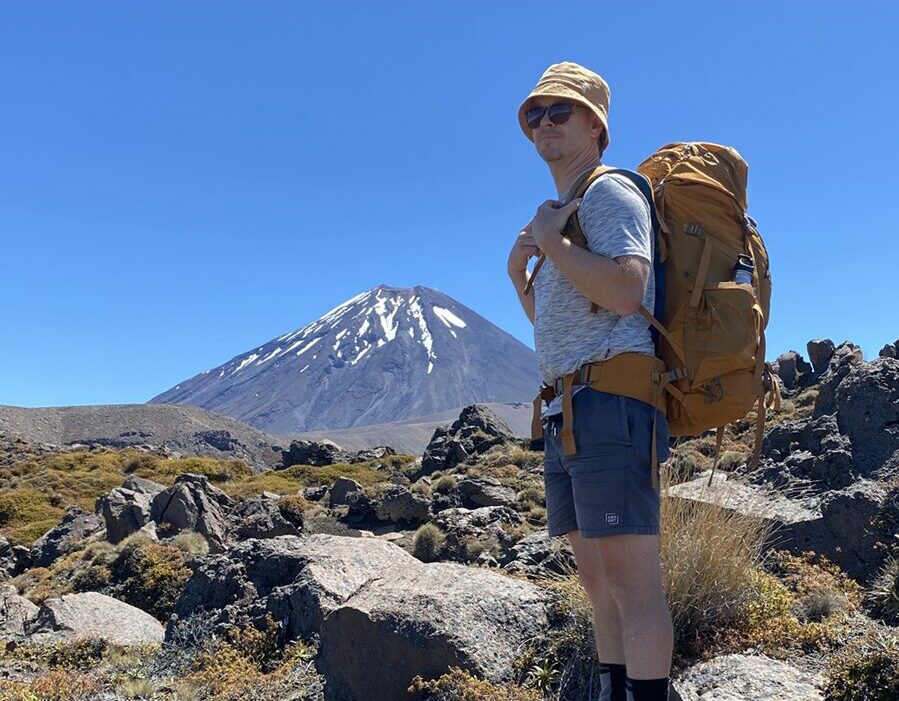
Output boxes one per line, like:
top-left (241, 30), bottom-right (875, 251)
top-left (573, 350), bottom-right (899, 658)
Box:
top-left (524, 143), bottom-right (781, 483)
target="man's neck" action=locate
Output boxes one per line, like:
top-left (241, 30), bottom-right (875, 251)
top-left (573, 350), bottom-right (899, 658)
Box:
top-left (551, 154), bottom-right (602, 201)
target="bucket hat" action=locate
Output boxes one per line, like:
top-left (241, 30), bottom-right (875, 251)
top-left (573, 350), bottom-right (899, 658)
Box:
top-left (518, 61), bottom-right (611, 153)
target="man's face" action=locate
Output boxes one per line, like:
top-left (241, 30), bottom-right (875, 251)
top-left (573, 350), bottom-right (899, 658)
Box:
top-left (527, 96), bottom-right (601, 163)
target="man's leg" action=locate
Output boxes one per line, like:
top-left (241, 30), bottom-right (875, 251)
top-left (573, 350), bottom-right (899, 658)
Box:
top-left (568, 528), bottom-right (628, 700)
top-left (593, 532), bottom-right (672, 683)
top-left (568, 528), bottom-right (626, 663)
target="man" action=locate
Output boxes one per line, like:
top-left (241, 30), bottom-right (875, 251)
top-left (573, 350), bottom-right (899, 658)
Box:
top-left (506, 62), bottom-right (673, 701)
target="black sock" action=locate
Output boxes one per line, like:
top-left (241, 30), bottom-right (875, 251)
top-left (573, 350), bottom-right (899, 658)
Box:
top-left (597, 661), bottom-right (627, 701)
top-left (625, 675), bottom-right (670, 701)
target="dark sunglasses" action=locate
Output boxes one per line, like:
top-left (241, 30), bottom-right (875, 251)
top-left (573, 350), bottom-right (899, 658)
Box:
top-left (525, 102), bottom-right (576, 129)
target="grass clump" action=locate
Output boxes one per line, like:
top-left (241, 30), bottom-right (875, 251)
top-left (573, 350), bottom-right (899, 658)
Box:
top-left (865, 553), bottom-right (899, 626)
top-left (413, 523), bottom-right (446, 563)
top-left (431, 475), bottom-right (458, 495)
top-left (516, 485), bottom-right (544, 512)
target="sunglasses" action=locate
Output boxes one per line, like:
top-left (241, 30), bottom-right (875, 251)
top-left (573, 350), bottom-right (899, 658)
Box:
top-left (525, 102), bottom-right (576, 130)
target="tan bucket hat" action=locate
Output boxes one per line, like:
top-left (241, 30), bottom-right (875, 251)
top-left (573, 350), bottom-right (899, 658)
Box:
top-left (518, 61), bottom-right (611, 153)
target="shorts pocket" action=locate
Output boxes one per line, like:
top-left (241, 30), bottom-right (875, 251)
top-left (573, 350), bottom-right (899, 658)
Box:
top-left (575, 388), bottom-right (632, 451)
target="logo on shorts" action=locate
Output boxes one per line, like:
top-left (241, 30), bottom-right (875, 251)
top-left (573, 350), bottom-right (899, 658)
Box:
top-left (605, 512), bottom-right (619, 525)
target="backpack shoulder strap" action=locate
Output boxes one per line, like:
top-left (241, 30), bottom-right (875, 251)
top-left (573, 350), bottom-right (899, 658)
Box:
top-left (569, 168), bottom-right (667, 343)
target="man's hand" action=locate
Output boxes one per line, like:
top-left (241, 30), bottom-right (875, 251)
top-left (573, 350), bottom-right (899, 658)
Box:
top-left (507, 221), bottom-right (541, 276)
top-left (531, 198), bottom-right (582, 251)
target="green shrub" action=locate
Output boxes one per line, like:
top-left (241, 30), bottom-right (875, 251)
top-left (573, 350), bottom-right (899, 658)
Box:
top-left (824, 627), bottom-right (899, 701)
top-left (408, 665), bottom-right (543, 700)
top-left (110, 539), bottom-right (192, 620)
top-left (413, 523), bottom-right (446, 563)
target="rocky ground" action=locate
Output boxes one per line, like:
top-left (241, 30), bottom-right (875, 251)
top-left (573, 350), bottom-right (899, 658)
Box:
top-left (0, 337), bottom-right (896, 700)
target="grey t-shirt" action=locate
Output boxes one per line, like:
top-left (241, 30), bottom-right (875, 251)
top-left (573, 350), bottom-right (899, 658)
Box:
top-left (534, 170), bottom-right (656, 420)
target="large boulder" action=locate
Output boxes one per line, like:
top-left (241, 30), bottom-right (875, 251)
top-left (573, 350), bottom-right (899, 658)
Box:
top-left (828, 357), bottom-right (899, 477)
top-left (670, 470), bottom-right (893, 585)
top-left (373, 484), bottom-right (430, 524)
top-left (773, 351), bottom-right (813, 390)
top-left (317, 562), bottom-right (550, 701)
top-left (878, 339), bottom-right (899, 359)
top-left (280, 439), bottom-right (343, 468)
top-left (168, 534), bottom-right (419, 644)
top-left (758, 414), bottom-right (856, 491)
top-left (673, 652), bottom-right (824, 701)
top-left (500, 529), bottom-right (576, 579)
top-left (328, 477), bottom-right (362, 508)
top-left (30, 506), bottom-right (103, 568)
top-left (432, 506), bottom-right (524, 563)
top-left (150, 473), bottom-right (234, 552)
top-left (24, 591), bottom-right (165, 646)
top-left (456, 476), bottom-right (518, 509)
top-left (418, 405), bottom-right (518, 478)
top-left (813, 341), bottom-right (864, 414)
top-left (227, 492), bottom-right (301, 540)
top-left (806, 338), bottom-right (836, 374)
top-left (0, 584), bottom-right (38, 637)
top-left (96, 475), bottom-right (165, 545)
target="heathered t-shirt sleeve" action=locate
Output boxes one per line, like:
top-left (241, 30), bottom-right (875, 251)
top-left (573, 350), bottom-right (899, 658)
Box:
top-left (578, 173), bottom-right (652, 264)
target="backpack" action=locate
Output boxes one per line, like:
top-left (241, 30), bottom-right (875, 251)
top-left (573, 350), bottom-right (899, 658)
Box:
top-left (523, 142), bottom-right (781, 483)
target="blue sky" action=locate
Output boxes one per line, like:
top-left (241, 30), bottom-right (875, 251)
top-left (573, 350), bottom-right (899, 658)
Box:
top-left (2, 2), bottom-right (896, 407)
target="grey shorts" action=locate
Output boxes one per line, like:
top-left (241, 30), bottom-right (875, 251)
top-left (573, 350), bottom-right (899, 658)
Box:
top-left (542, 387), bottom-right (670, 538)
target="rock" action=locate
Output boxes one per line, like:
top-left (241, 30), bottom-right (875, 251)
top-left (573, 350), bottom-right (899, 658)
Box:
top-left (345, 446), bottom-right (397, 463)
top-left (193, 429), bottom-right (243, 452)
top-left (303, 485), bottom-right (328, 501)
top-left (0, 535), bottom-right (31, 577)
top-left (30, 507), bottom-right (103, 568)
top-left (418, 405), bottom-right (518, 478)
top-left (317, 562), bottom-right (550, 701)
top-left (281, 440), bottom-right (343, 468)
top-left (807, 338), bottom-right (836, 374)
top-left (373, 485), bottom-right (430, 524)
top-left (673, 652), bottom-right (824, 701)
top-left (774, 351), bottom-right (813, 390)
top-left (24, 592), bottom-right (165, 646)
top-left (328, 477), bottom-right (362, 508)
top-left (814, 341), bottom-right (864, 414)
top-left (829, 357), bottom-right (899, 476)
top-left (878, 339), bottom-right (899, 359)
top-left (0, 584), bottom-right (38, 637)
top-left (808, 480), bottom-right (890, 582)
top-left (96, 477), bottom-right (164, 545)
top-left (169, 534), bottom-right (419, 644)
top-left (228, 493), bottom-right (300, 540)
top-left (121, 475), bottom-right (166, 495)
top-left (150, 474), bottom-right (234, 552)
top-left (456, 477), bottom-right (518, 509)
top-left (500, 529), bottom-right (576, 578)
top-left (432, 506), bottom-right (523, 563)
top-left (674, 470), bottom-right (892, 585)
top-left (758, 414), bottom-right (856, 491)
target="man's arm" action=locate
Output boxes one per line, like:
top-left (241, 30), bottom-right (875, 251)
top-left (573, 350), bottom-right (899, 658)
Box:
top-left (509, 268), bottom-right (535, 325)
top-left (540, 239), bottom-right (648, 316)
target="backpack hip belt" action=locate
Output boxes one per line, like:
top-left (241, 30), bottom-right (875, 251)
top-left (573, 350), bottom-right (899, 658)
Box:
top-left (530, 352), bottom-right (677, 491)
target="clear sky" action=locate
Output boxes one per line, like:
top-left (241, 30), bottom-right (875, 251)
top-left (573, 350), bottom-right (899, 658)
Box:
top-left (2, 2), bottom-right (896, 408)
